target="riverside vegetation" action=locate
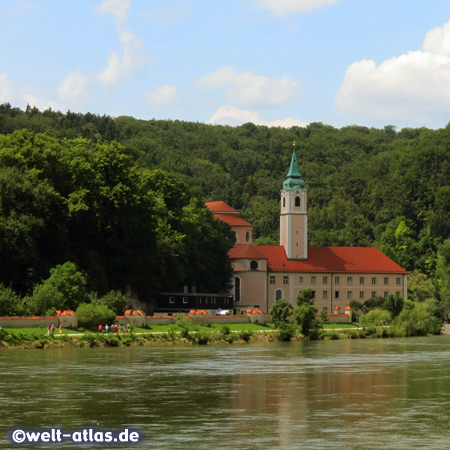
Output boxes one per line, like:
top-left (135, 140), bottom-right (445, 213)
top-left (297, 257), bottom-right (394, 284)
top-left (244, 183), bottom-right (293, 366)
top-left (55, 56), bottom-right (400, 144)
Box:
top-left (0, 105), bottom-right (449, 326)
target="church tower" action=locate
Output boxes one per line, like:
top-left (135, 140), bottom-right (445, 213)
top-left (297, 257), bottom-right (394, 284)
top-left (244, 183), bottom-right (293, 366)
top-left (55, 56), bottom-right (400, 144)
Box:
top-left (280, 150), bottom-right (307, 260)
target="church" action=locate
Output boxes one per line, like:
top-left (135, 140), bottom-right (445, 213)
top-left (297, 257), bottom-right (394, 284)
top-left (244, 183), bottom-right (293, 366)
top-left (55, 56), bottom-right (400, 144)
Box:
top-left (206, 151), bottom-right (408, 314)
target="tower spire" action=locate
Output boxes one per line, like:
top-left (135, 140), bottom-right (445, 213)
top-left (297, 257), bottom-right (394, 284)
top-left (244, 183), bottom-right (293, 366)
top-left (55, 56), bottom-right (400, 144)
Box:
top-left (283, 150), bottom-right (305, 191)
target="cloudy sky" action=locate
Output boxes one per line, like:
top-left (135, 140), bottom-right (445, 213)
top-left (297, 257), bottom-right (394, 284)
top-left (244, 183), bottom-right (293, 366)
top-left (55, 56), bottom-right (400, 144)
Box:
top-left (2, 0), bottom-right (450, 129)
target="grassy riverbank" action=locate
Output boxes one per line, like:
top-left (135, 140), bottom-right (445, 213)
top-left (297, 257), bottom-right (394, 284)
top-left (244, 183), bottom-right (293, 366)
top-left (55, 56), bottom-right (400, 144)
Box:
top-left (0, 321), bottom-right (439, 350)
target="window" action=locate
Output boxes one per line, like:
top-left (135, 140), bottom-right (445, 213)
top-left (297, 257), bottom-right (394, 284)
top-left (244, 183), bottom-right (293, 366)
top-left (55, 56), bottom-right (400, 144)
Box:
top-left (323, 291), bottom-right (328, 299)
top-left (335, 291), bottom-right (340, 299)
top-left (347, 277), bottom-right (353, 285)
top-left (335, 276), bottom-right (340, 285)
top-left (360, 277), bottom-right (365, 285)
top-left (371, 291), bottom-right (376, 299)
top-left (275, 289), bottom-right (284, 301)
top-left (359, 291), bottom-right (365, 299)
top-left (396, 277), bottom-right (401, 285)
top-left (283, 197), bottom-right (286, 207)
top-left (323, 306), bottom-right (328, 313)
top-left (283, 276), bottom-right (289, 285)
top-left (299, 276), bottom-right (304, 284)
top-left (311, 276), bottom-right (316, 285)
top-left (347, 291), bottom-right (353, 299)
top-left (169, 297), bottom-right (175, 304)
top-left (384, 292), bottom-right (388, 298)
top-left (295, 196), bottom-right (301, 207)
top-left (372, 277), bottom-right (377, 285)
top-left (183, 297), bottom-right (188, 304)
top-left (323, 276), bottom-right (328, 285)
top-left (250, 260), bottom-right (259, 270)
top-left (234, 277), bottom-right (241, 302)
top-left (270, 276), bottom-right (276, 285)
top-left (246, 231), bottom-right (250, 242)
top-left (311, 291), bottom-right (316, 298)
top-left (384, 277), bottom-right (389, 285)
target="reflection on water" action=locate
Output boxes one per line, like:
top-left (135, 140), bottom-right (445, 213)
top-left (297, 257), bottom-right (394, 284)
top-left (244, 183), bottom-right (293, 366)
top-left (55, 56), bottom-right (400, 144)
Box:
top-left (2, 337), bottom-right (450, 449)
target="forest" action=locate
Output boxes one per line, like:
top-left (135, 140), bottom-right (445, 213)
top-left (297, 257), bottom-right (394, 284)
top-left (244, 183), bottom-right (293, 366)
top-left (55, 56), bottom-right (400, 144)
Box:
top-left (0, 103), bottom-right (450, 317)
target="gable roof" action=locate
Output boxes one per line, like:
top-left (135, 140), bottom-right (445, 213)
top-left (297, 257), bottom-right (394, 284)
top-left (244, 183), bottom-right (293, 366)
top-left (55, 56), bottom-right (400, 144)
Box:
top-left (229, 244), bottom-right (268, 259)
top-left (234, 245), bottom-right (407, 274)
top-left (205, 201), bottom-right (238, 213)
top-left (206, 201), bottom-right (253, 228)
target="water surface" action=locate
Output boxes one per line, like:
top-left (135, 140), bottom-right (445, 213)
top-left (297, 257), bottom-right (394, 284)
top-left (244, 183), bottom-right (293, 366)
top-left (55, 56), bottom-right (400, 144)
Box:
top-left (2, 336), bottom-right (450, 449)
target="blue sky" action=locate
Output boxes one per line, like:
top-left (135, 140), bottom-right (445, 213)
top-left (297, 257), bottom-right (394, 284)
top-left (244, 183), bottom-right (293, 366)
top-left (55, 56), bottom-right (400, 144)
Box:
top-left (2, 0), bottom-right (450, 129)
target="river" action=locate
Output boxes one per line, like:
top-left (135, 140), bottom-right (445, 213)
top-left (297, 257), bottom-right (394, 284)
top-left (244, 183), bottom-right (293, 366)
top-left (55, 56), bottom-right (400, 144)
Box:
top-left (2, 336), bottom-right (450, 449)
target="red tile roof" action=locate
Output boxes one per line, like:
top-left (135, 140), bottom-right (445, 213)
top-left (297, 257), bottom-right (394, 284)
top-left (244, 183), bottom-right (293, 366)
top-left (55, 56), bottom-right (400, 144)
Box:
top-left (229, 244), bottom-right (268, 259)
top-left (231, 244), bottom-right (407, 274)
top-left (205, 201), bottom-right (239, 213)
top-left (213, 213), bottom-right (253, 228)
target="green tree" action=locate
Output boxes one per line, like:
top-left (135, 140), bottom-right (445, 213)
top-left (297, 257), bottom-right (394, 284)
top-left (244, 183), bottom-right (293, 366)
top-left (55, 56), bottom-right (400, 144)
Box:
top-left (25, 283), bottom-right (65, 315)
top-left (43, 262), bottom-right (89, 311)
top-left (92, 290), bottom-right (128, 315)
top-left (293, 289), bottom-right (321, 339)
top-left (269, 298), bottom-right (293, 329)
top-left (0, 284), bottom-right (23, 315)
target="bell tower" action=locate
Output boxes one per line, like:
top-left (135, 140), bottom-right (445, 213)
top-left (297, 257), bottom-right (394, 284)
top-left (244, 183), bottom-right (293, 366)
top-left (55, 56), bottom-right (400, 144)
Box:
top-left (280, 150), bottom-right (307, 260)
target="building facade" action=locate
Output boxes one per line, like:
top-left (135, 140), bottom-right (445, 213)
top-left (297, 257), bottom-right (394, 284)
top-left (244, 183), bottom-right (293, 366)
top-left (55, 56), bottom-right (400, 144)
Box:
top-left (206, 151), bottom-right (408, 314)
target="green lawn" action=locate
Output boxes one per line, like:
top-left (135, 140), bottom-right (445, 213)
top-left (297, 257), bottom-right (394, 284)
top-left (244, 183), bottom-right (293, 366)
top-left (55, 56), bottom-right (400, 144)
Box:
top-left (3, 327), bottom-right (83, 336)
top-left (144, 323), bottom-right (275, 333)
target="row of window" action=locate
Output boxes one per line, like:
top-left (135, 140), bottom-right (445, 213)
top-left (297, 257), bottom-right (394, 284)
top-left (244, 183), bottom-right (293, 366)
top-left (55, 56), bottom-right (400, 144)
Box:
top-left (270, 275), bottom-right (402, 286)
top-left (168, 296), bottom-right (230, 305)
top-left (274, 289), bottom-right (401, 302)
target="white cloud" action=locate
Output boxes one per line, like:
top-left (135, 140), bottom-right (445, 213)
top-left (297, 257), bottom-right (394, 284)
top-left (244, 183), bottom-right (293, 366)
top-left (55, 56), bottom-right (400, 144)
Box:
top-left (23, 93), bottom-right (61, 111)
top-left (198, 66), bottom-right (300, 108)
top-left (97, 0), bottom-right (148, 85)
top-left (253, 0), bottom-right (339, 16)
top-left (145, 85), bottom-right (178, 107)
top-left (8, 1), bottom-right (36, 15)
top-left (98, 0), bottom-right (130, 24)
top-left (57, 70), bottom-right (88, 104)
top-left (207, 105), bottom-right (307, 128)
top-left (336, 19), bottom-right (450, 124)
top-left (0, 73), bottom-right (63, 111)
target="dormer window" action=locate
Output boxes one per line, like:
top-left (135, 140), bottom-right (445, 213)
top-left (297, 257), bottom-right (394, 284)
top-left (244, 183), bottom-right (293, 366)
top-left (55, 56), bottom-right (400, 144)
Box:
top-left (250, 260), bottom-right (259, 270)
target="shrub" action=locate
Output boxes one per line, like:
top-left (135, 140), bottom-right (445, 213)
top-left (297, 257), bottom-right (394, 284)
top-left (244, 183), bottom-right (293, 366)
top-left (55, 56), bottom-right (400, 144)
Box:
top-left (277, 323), bottom-right (296, 341)
top-left (359, 309), bottom-right (392, 328)
top-left (76, 303), bottom-right (116, 330)
top-left (239, 330), bottom-right (253, 342)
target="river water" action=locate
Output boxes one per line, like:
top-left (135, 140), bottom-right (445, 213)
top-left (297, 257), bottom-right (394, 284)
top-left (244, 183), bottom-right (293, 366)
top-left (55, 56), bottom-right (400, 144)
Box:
top-left (2, 336), bottom-right (450, 449)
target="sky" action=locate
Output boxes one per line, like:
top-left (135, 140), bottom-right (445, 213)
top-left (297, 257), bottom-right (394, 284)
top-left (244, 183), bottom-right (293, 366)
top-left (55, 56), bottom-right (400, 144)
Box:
top-left (2, 0), bottom-right (450, 130)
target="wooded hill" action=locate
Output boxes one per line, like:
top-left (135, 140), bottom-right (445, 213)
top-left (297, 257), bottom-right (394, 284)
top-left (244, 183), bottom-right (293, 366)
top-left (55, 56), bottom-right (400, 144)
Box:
top-left (1, 103), bottom-right (450, 303)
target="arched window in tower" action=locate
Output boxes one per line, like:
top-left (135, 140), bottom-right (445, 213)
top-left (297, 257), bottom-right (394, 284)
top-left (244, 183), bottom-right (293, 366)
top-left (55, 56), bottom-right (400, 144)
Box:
top-left (283, 197), bottom-right (286, 208)
top-left (295, 196), bottom-right (301, 207)
top-left (275, 289), bottom-right (284, 301)
top-left (234, 276), bottom-right (241, 302)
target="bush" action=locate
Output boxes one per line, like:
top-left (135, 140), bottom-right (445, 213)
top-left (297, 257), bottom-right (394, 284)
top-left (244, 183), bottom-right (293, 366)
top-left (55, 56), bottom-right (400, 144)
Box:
top-left (394, 303), bottom-right (443, 336)
top-left (239, 330), bottom-right (253, 342)
top-left (359, 309), bottom-right (392, 328)
top-left (277, 323), bottom-right (296, 341)
top-left (76, 303), bottom-right (116, 330)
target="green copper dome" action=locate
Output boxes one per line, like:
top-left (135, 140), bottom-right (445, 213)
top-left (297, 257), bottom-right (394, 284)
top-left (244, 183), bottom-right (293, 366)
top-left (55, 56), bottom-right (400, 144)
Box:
top-left (283, 151), bottom-right (306, 190)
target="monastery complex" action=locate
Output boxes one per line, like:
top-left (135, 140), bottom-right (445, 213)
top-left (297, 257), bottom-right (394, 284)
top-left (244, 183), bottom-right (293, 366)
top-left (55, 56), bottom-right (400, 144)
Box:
top-left (206, 151), bottom-right (408, 314)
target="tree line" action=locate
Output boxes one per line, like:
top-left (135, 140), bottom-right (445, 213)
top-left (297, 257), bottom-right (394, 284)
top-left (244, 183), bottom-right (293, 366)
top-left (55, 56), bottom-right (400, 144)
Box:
top-left (1, 105), bottom-right (450, 317)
